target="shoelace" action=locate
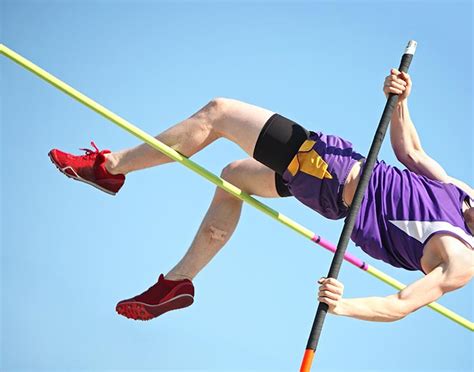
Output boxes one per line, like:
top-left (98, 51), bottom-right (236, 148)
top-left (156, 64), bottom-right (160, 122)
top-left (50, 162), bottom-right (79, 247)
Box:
top-left (79, 141), bottom-right (100, 159)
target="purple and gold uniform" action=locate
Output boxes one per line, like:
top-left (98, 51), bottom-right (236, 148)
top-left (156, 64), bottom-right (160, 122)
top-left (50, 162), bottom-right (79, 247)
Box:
top-left (281, 131), bottom-right (474, 272)
top-left (281, 131), bottom-right (364, 220)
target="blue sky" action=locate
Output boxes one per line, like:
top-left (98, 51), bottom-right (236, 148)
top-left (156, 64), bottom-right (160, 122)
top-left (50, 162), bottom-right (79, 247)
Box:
top-left (1, 1), bottom-right (472, 371)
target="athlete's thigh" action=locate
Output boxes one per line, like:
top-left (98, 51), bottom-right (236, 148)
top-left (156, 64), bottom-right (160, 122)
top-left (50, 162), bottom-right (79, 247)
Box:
top-left (217, 100), bottom-right (310, 180)
top-left (222, 158), bottom-right (282, 198)
top-left (216, 99), bottom-right (275, 157)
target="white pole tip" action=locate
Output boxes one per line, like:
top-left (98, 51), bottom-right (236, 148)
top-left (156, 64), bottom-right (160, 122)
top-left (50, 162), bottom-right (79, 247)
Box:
top-left (405, 40), bottom-right (417, 55)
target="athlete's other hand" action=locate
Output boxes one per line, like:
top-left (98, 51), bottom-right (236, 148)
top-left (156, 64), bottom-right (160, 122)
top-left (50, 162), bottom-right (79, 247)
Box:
top-left (383, 68), bottom-right (412, 102)
top-left (318, 277), bottom-right (344, 314)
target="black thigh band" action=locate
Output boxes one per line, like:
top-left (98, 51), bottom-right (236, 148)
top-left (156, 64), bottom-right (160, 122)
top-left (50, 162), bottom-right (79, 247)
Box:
top-left (253, 113), bottom-right (310, 197)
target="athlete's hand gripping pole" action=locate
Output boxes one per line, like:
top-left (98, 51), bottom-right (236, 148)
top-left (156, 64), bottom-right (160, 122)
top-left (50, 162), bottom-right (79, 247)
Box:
top-left (300, 40), bottom-right (418, 372)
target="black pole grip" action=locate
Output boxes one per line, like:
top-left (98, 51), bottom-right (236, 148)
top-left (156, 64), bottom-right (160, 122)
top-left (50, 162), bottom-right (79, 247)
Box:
top-left (303, 40), bottom-right (417, 357)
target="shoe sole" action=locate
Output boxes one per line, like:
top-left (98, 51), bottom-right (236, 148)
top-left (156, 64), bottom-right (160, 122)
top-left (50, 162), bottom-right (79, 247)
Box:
top-left (116, 294), bottom-right (194, 321)
top-left (48, 152), bottom-right (116, 196)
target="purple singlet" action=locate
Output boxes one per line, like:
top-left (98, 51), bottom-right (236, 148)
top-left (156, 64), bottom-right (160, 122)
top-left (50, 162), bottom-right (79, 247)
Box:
top-left (351, 161), bottom-right (474, 271)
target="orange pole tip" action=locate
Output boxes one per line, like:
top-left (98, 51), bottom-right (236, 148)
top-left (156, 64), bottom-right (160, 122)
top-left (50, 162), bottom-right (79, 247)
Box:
top-left (300, 349), bottom-right (315, 372)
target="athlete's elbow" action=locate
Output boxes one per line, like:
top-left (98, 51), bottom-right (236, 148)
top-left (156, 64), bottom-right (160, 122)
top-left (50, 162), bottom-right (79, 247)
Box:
top-left (373, 310), bottom-right (407, 323)
top-left (386, 307), bottom-right (410, 322)
top-left (395, 148), bottom-right (421, 169)
top-left (395, 307), bottom-right (411, 321)
top-left (385, 296), bottom-right (412, 321)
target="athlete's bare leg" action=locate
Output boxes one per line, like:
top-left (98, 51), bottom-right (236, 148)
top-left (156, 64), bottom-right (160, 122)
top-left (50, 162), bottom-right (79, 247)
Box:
top-left (165, 158), bottom-right (280, 281)
top-left (105, 98), bottom-right (274, 175)
top-left (103, 98), bottom-right (281, 281)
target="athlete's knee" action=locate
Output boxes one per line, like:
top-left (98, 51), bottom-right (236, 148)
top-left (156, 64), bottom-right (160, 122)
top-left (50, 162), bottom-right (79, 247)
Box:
top-left (216, 160), bottom-right (253, 199)
top-left (198, 97), bottom-right (228, 121)
top-left (220, 160), bottom-right (245, 185)
top-left (209, 97), bottom-right (231, 111)
top-left (190, 98), bottom-right (232, 137)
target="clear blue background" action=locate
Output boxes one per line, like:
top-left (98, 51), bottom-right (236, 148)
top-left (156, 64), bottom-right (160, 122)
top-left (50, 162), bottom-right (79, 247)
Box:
top-left (1, 1), bottom-right (472, 371)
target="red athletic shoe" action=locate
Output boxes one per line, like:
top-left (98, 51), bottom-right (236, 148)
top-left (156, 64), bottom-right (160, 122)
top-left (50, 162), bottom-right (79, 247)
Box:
top-left (116, 274), bottom-right (195, 321)
top-left (48, 141), bottom-right (125, 195)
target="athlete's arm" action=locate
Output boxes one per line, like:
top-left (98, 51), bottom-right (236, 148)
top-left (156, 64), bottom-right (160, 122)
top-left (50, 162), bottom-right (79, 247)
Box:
top-left (385, 69), bottom-right (473, 198)
top-left (318, 239), bottom-right (474, 322)
top-left (386, 69), bottom-right (448, 181)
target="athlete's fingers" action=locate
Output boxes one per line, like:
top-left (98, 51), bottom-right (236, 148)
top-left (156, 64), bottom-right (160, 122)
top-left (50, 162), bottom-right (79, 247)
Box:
top-left (384, 69), bottom-right (411, 100)
top-left (396, 78), bottom-right (407, 86)
top-left (386, 81), bottom-right (406, 91)
top-left (319, 283), bottom-right (343, 295)
top-left (388, 75), bottom-right (407, 86)
top-left (387, 87), bottom-right (404, 95)
top-left (318, 278), bottom-right (343, 313)
top-left (400, 71), bottom-right (411, 80)
top-left (318, 289), bottom-right (341, 301)
top-left (387, 72), bottom-right (407, 84)
top-left (318, 278), bottom-right (344, 292)
top-left (390, 69), bottom-right (409, 86)
top-left (323, 277), bottom-right (344, 288)
top-left (384, 77), bottom-right (405, 96)
top-left (383, 81), bottom-right (407, 93)
top-left (318, 296), bottom-right (337, 308)
top-left (400, 72), bottom-right (412, 86)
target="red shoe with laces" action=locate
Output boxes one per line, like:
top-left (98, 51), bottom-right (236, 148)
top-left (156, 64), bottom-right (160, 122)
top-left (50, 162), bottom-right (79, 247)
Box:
top-left (116, 274), bottom-right (195, 321)
top-left (48, 141), bottom-right (125, 195)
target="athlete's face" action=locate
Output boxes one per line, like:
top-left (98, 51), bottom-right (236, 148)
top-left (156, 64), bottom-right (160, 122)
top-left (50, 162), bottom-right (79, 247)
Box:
top-left (464, 207), bottom-right (474, 234)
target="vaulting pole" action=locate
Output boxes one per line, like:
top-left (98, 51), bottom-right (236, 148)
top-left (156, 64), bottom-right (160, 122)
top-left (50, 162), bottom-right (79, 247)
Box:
top-left (300, 41), bottom-right (418, 371)
top-left (1, 43), bottom-right (472, 336)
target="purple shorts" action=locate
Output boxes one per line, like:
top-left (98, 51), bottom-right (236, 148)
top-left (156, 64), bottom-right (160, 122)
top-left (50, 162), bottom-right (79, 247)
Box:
top-left (281, 131), bottom-right (365, 220)
top-left (252, 114), bottom-right (364, 220)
